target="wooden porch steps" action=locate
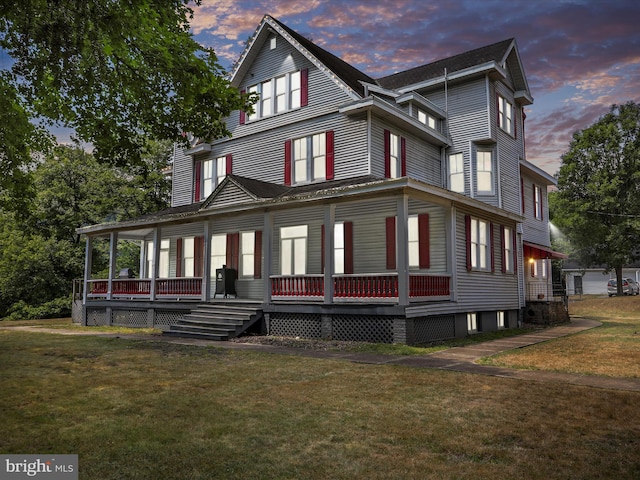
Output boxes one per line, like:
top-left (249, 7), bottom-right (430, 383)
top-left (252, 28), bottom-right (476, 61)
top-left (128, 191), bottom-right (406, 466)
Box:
top-left (164, 302), bottom-right (263, 341)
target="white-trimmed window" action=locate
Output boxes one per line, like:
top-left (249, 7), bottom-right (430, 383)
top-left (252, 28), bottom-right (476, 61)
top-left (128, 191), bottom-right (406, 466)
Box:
top-left (146, 239), bottom-right (169, 278)
top-left (211, 234), bottom-right (227, 271)
top-left (247, 71), bottom-right (302, 120)
top-left (334, 222), bottom-right (345, 275)
top-left (503, 227), bottom-right (513, 273)
top-left (534, 184), bottom-right (543, 220)
top-left (281, 225), bottom-right (307, 275)
top-left (293, 133), bottom-right (326, 184)
top-left (498, 95), bottom-right (514, 135)
top-left (470, 218), bottom-right (490, 271)
top-left (389, 132), bottom-right (401, 179)
top-left (449, 153), bottom-right (464, 193)
top-left (497, 311), bottom-right (505, 329)
top-left (203, 157), bottom-right (227, 198)
top-left (541, 259), bottom-right (547, 279)
top-left (183, 237), bottom-right (195, 277)
top-left (476, 150), bottom-right (494, 194)
top-left (467, 313), bottom-right (478, 333)
top-left (240, 231), bottom-right (255, 278)
top-left (418, 109), bottom-right (437, 129)
top-left (530, 259), bottom-right (538, 277)
top-left (408, 215), bottom-right (420, 268)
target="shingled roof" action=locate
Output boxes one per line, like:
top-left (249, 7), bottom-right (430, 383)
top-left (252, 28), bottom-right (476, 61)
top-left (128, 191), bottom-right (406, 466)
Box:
top-left (376, 38), bottom-right (515, 90)
top-left (269, 16), bottom-right (376, 97)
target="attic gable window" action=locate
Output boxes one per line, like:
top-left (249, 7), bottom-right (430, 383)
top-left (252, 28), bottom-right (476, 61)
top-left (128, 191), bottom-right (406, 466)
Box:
top-left (497, 95), bottom-right (514, 135)
top-left (244, 69), bottom-right (307, 122)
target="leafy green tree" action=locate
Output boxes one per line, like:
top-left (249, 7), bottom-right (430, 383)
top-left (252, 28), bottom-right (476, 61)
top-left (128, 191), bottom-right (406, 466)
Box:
top-left (0, 0), bottom-right (252, 168)
top-left (552, 102), bottom-right (640, 294)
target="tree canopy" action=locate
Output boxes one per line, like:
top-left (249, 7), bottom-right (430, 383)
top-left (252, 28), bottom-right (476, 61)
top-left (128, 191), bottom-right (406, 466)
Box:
top-left (552, 101), bottom-right (640, 292)
top-left (0, 0), bottom-right (251, 171)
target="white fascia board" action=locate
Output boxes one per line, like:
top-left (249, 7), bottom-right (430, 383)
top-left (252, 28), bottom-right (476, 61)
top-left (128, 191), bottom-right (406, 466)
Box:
top-left (394, 92), bottom-right (447, 118)
top-left (520, 159), bottom-right (557, 185)
top-left (184, 143), bottom-right (212, 155)
top-left (339, 96), bottom-right (450, 146)
top-left (514, 90), bottom-right (534, 105)
top-left (395, 62), bottom-right (506, 93)
top-left (360, 82), bottom-right (400, 98)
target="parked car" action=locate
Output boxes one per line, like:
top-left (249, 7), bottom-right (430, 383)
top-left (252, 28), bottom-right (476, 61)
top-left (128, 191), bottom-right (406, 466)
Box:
top-left (607, 278), bottom-right (640, 296)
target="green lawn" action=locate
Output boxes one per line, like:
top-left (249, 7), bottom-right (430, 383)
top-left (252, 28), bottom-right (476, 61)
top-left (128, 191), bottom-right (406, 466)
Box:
top-left (1, 315), bottom-right (639, 479)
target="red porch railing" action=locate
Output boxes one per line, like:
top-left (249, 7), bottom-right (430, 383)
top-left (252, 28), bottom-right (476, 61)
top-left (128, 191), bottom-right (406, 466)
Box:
top-left (409, 274), bottom-right (450, 297)
top-left (87, 278), bottom-right (202, 297)
top-left (333, 274), bottom-right (399, 298)
top-left (271, 275), bottom-right (324, 297)
top-left (157, 277), bottom-right (202, 296)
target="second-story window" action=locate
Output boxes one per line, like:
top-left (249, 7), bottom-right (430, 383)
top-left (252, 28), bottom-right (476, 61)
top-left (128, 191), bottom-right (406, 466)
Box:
top-left (497, 94), bottom-right (514, 135)
top-left (533, 184), bottom-right (543, 220)
top-left (285, 131), bottom-right (334, 185)
top-left (449, 153), bottom-right (464, 193)
top-left (245, 70), bottom-right (307, 122)
top-left (476, 150), bottom-right (494, 195)
top-left (203, 156), bottom-right (227, 198)
top-left (384, 130), bottom-right (406, 179)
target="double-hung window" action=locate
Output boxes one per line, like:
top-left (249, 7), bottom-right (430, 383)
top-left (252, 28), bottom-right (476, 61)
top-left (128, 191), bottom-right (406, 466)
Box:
top-left (502, 226), bottom-right (514, 273)
top-left (293, 133), bottom-right (325, 184)
top-left (384, 130), bottom-right (406, 179)
top-left (281, 225), bottom-right (307, 275)
top-left (146, 239), bottom-right (169, 278)
top-left (334, 222), bottom-right (345, 275)
top-left (211, 234), bottom-right (227, 271)
top-left (533, 184), bottom-right (543, 220)
top-left (498, 95), bottom-right (514, 135)
top-left (476, 150), bottom-right (494, 194)
top-left (203, 156), bottom-right (227, 198)
top-left (449, 153), bottom-right (464, 193)
top-left (240, 231), bottom-right (255, 278)
top-left (467, 217), bottom-right (490, 271)
top-left (183, 237), bottom-right (195, 277)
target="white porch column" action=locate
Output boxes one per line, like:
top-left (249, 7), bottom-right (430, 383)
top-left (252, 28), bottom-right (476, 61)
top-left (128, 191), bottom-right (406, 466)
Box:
top-left (263, 212), bottom-right (274, 303)
top-left (396, 195), bottom-right (409, 306)
top-left (323, 204), bottom-right (335, 304)
top-left (202, 220), bottom-right (212, 301)
top-left (107, 232), bottom-right (118, 300)
top-left (82, 236), bottom-right (93, 305)
top-left (150, 227), bottom-right (161, 301)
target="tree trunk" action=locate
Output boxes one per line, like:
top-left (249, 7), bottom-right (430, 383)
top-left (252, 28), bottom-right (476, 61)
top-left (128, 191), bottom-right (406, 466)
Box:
top-left (616, 265), bottom-right (624, 296)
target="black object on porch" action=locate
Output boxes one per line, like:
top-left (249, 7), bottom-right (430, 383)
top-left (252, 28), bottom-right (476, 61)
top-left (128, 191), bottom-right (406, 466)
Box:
top-left (214, 267), bottom-right (237, 298)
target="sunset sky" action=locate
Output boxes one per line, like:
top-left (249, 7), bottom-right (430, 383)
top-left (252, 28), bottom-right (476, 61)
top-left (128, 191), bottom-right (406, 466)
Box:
top-left (188, 0), bottom-right (640, 176)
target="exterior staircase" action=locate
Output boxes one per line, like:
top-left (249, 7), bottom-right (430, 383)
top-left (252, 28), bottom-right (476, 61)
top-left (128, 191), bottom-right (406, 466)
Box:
top-left (165, 302), bottom-right (263, 341)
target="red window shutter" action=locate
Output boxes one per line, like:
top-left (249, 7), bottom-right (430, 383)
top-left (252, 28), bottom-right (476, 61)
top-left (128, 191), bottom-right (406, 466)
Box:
top-left (344, 221), bottom-right (354, 274)
top-left (254, 230), bottom-right (262, 279)
top-left (401, 136), bottom-right (407, 177)
top-left (226, 233), bottom-right (240, 270)
top-left (300, 68), bottom-right (308, 107)
top-left (326, 130), bottom-right (334, 180)
top-left (284, 139), bottom-right (292, 186)
top-left (465, 215), bottom-right (472, 271)
top-left (500, 225), bottom-right (506, 273)
top-left (194, 160), bottom-right (201, 202)
top-left (194, 236), bottom-right (204, 277)
top-left (239, 89), bottom-right (246, 125)
top-left (490, 223), bottom-right (495, 273)
top-left (385, 216), bottom-right (396, 270)
top-left (176, 238), bottom-right (183, 278)
top-left (321, 224), bottom-right (325, 273)
top-left (418, 214), bottom-right (430, 269)
top-left (384, 129), bottom-right (391, 178)
top-left (226, 154), bottom-right (233, 175)
top-left (521, 177), bottom-right (525, 214)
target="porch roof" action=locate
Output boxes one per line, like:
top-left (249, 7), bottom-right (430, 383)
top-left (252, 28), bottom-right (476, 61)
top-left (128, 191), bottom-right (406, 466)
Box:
top-left (76, 174), bottom-right (524, 236)
top-left (523, 241), bottom-right (568, 260)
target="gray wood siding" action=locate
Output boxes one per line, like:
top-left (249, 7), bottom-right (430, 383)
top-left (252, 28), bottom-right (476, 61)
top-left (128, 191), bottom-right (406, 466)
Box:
top-left (172, 146), bottom-right (193, 207)
top-left (204, 182), bottom-right (254, 208)
top-left (453, 209), bottom-right (520, 313)
top-left (494, 81), bottom-right (525, 215)
top-left (521, 174), bottom-right (551, 246)
top-left (370, 116), bottom-right (442, 186)
top-left (408, 200), bottom-right (447, 273)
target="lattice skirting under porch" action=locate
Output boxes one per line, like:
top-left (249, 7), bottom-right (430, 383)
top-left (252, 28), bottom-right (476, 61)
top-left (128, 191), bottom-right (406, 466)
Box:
top-left (83, 307), bottom-right (184, 329)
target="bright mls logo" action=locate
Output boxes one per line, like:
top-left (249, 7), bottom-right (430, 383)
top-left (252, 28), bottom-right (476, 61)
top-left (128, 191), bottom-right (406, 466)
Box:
top-left (1, 455), bottom-right (78, 480)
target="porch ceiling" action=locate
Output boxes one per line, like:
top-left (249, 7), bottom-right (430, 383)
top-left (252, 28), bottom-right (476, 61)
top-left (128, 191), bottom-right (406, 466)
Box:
top-left (523, 241), bottom-right (568, 260)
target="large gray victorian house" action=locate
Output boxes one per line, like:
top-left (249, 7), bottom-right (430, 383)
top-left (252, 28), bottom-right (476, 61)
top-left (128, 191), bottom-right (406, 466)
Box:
top-left (76, 15), bottom-right (566, 344)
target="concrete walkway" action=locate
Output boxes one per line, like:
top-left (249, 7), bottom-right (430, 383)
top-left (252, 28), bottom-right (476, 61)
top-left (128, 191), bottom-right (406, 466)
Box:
top-left (5, 317), bottom-right (640, 392)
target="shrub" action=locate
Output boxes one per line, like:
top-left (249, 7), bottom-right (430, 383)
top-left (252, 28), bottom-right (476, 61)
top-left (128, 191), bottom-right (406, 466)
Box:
top-left (3, 296), bottom-right (71, 321)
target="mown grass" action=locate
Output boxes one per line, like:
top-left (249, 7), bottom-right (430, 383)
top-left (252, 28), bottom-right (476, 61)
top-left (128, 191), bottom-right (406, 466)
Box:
top-left (481, 295), bottom-right (640, 378)
top-left (1, 319), bottom-right (639, 479)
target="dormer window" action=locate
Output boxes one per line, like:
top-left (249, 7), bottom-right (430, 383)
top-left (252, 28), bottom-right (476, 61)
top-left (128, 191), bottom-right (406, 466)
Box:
top-left (417, 109), bottom-right (437, 130)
